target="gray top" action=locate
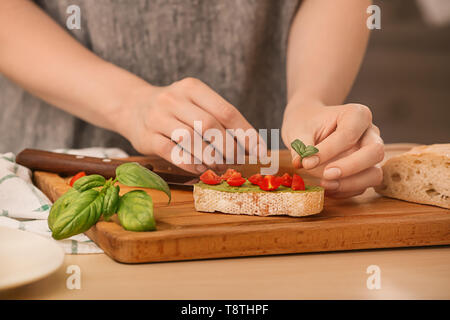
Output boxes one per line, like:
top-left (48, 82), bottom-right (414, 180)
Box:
top-left (0, 0), bottom-right (300, 154)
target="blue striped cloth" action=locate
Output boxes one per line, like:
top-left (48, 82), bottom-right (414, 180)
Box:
top-left (0, 148), bottom-right (128, 254)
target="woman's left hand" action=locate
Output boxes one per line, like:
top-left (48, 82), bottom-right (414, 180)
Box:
top-left (281, 100), bottom-right (385, 198)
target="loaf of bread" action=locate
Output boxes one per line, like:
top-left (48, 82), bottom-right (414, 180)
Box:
top-left (375, 144), bottom-right (450, 209)
top-left (193, 185), bottom-right (324, 217)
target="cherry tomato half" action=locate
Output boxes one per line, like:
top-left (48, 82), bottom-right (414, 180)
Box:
top-left (220, 168), bottom-right (238, 181)
top-left (226, 172), bottom-right (246, 187)
top-left (276, 173), bottom-right (292, 187)
top-left (69, 171), bottom-right (86, 187)
top-left (291, 174), bottom-right (305, 191)
top-left (258, 175), bottom-right (281, 191)
top-left (200, 169), bottom-right (222, 185)
top-left (248, 173), bottom-right (263, 185)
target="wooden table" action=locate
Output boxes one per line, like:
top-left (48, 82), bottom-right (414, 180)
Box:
top-left (1, 143), bottom-right (449, 299)
top-left (1, 244), bottom-right (449, 299)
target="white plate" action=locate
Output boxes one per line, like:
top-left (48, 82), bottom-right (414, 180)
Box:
top-left (0, 226), bottom-right (64, 290)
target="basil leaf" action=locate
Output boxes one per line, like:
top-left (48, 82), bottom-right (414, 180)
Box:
top-left (48, 188), bottom-right (80, 231)
top-left (116, 162), bottom-right (171, 202)
top-left (291, 139), bottom-right (306, 156)
top-left (117, 190), bottom-right (156, 232)
top-left (102, 184), bottom-right (120, 221)
top-left (51, 189), bottom-right (104, 240)
top-left (290, 139), bottom-right (319, 158)
top-left (302, 145), bottom-right (319, 158)
top-left (73, 174), bottom-right (106, 192)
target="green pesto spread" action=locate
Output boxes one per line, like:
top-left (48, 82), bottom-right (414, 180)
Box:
top-left (195, 180), bottom-right (323, 193)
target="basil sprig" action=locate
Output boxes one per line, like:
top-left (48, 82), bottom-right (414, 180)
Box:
top-left (291, 139), bottom-right (319, 158)
top-left (48, 162), bottom-right (171, 240)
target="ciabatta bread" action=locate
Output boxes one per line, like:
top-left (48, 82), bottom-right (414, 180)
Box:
top-left (375, 144), bottom-right (450, 209)
top-left (193, 185), bottom-right (324, 217)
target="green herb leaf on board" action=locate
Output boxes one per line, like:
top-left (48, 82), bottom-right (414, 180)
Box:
top-left (102, 184), bottom-right (120, 221)
top-left (117, 190), bottom-right (156, 232)
top-left (116, 162), bottom-right (171, 202)
top-left (72, 174), bottom-right (106, 192)
top-left (51, 189), bottom-right (104, 240)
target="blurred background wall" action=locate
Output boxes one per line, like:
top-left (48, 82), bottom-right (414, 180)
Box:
top-left (346, 0), bottom-right (450, 144)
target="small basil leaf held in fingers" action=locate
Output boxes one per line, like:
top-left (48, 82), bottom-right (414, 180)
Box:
top-left (72, 174), bottom-right (106, 192)
top-left (291, 139), bottom-right (306, 156)
top-left (117, 190), bottom-right (156, 232)
top-left (116, 162), bottom-right (171, 202)
top-left (102, 184), bottom-right (120, 221)
top-left (48, 188), bottom-right (80, 232)
top-left (51, 189), bottom-right (104, 240)
top-left (302, 145), bottom-right (319, 158)
top-left (291, 139), bottom-right (319, 158)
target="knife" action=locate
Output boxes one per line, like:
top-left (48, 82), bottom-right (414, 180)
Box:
top-left (15, 149), bottom-right (199, 188)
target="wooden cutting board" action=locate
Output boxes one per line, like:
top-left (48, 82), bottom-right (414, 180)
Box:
top-left (33, 144), bottom-right (450, 263)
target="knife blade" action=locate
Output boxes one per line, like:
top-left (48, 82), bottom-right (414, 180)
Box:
top-left (15, 149), bottom-right (199, 187)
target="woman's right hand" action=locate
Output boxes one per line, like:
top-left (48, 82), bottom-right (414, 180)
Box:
top-left (115, 77), bottom-right (259, 174)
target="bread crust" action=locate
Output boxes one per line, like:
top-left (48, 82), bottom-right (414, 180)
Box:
top-left (375, 144), bottom-right (450, 209)
top-left (193, 185), bottom-right (324, 217)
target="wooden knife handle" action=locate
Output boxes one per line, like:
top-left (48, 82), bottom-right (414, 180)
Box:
top-left (16, 148), bottom-right (153, 179)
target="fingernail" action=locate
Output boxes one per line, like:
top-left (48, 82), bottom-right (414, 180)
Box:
top-left (323, 167), bottom-right (342, 180)
top-left (302, 156), bottom-right (319, 169)
top-left (196, 165), bottom-right (207, 173)
top-left (321, 180), bottom-right (339, 191)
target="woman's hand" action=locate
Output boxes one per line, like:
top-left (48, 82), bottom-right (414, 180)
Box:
top-left (282, 99), bottom-right (384, 198)
top-left (114, 78), bottom-right (259, 174)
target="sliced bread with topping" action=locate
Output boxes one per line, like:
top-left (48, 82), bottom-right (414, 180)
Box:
top-left (193, 181), bottom-right (324, 217)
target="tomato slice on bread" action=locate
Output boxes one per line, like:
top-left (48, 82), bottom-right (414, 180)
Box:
top-left (291, 174), bottom-right (305, 191)
top-left (276, 173), bottom-right (292, 187)
top-left (248, 173), bottom-right (263, 185)
top-left (258, 175), bottom-right (281, 191)
top-left (226, 172), bottom-right (246, 187)
top-left (200, 169), bottom-right (222, 185)
top-left (220, 168), bottom-right (238, 181)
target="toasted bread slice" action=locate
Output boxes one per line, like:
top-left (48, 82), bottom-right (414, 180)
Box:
top-left (375, 144), bottom-right (450, 209)
top-left (193, 182), bottom-right (324, 217)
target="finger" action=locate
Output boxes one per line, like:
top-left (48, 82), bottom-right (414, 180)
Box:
top-left (322, 126), bottom-right (384, 180)
top-left (176, 78), bottom-right (263, 154)
top-left (303, 104), bottom-right (372, 170)
top-left (320, 166), bottom-right (383, 193)
top-left (298, 145), bottom-right (359, 178)
top-left (292, 154), bottom-right (302, 169)
top-left (155, 118), bottom-right (221, 169)
top-left (169, 100), bottom-right (236, 164)
top-left (150, 134), bottom-right (206, 174)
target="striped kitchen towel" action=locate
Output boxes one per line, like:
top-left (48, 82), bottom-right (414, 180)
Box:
top-left (0, 147), bottom-right (128, 254)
